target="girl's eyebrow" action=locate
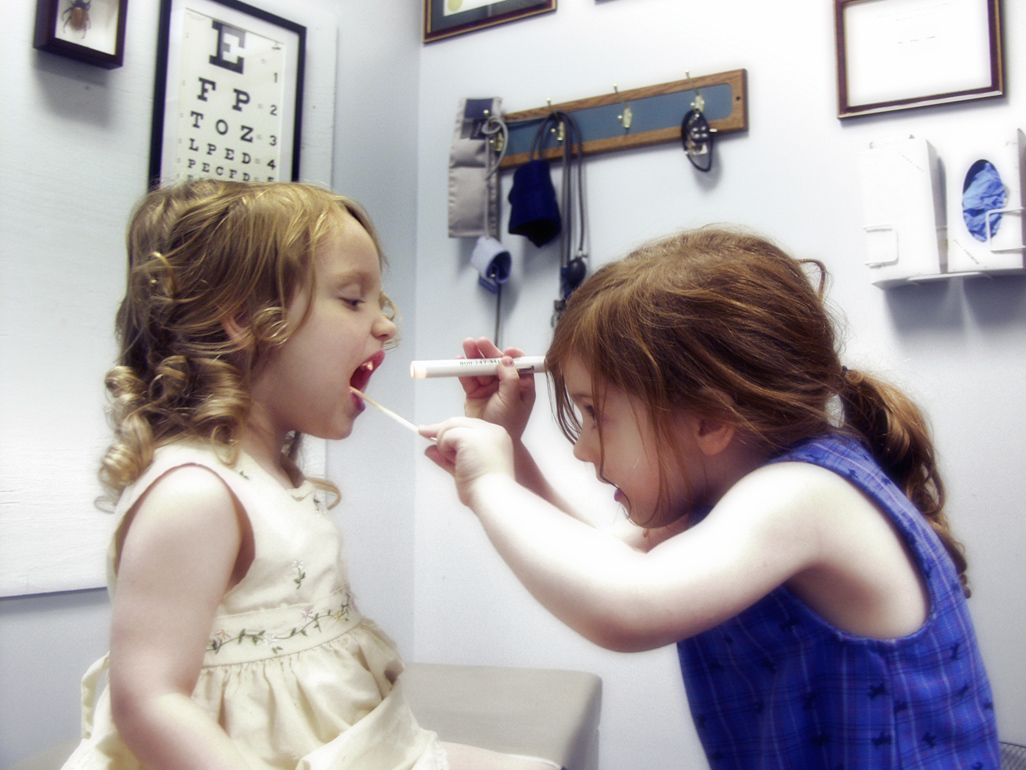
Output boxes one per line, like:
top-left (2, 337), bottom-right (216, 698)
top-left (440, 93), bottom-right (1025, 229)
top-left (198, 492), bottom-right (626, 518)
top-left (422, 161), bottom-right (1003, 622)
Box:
top-left (326, 268), bottom-right (376, 290)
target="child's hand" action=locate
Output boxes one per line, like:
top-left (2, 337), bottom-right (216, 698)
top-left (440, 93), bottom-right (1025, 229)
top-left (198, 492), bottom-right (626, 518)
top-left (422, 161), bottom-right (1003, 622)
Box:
top-left (421, 417), bottom-right (515, 508)
top-left (459, 337), bottom-right (537, 441)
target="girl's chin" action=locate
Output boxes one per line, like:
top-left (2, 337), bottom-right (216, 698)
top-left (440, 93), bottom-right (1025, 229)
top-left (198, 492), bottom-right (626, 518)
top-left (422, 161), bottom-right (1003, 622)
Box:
top-left (311, 419), bottom-right (354, 443)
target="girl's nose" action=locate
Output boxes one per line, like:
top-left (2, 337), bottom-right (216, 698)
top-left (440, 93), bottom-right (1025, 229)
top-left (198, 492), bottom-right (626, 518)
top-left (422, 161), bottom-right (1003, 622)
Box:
top-left (572, 436), bottom-right (591, 464)
top-left (374, 311), bottom-right (397, 342)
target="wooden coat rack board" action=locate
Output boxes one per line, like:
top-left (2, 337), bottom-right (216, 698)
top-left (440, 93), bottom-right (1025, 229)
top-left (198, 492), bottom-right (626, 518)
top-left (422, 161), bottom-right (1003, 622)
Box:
top-left (499, 69), bottom-right (747, 170)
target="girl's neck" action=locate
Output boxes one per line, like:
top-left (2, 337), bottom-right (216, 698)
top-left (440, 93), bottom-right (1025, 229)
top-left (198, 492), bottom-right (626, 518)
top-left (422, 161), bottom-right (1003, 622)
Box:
top-left (238, 422), bottom-right (299, 490)
top-left (708, 433), bottom-right (775, 504)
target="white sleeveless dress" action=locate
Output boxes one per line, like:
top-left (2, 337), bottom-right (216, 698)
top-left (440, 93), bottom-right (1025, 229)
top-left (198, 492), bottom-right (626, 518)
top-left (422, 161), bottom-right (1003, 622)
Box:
top-left (63, 441), bottom-right (446, 769)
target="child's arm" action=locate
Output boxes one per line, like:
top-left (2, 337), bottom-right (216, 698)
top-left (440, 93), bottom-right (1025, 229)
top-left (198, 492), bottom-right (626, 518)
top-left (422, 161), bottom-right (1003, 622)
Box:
top-left (424, 418), bottom-right (822, 652)
top-left (108, 466), bottom-right (252, 769)
top-left (457, 338), bottom-right (582, 519)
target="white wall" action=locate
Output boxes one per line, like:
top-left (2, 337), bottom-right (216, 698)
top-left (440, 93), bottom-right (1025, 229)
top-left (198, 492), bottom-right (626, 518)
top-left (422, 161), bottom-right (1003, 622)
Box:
top-left (412, 1), bottom-right (1025, 768)
top-left (325, 0), bottom-right (423, 657)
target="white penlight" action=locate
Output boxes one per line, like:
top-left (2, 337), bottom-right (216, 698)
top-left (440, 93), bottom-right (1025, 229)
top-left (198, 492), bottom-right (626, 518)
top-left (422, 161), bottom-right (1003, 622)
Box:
top-left (410, 356), bottom-right (547, 379)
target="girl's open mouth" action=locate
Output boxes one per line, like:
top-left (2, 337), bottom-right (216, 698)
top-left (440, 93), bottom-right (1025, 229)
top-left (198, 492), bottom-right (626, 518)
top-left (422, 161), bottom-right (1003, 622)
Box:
top-left (350, 352), bottom-right (385, 399)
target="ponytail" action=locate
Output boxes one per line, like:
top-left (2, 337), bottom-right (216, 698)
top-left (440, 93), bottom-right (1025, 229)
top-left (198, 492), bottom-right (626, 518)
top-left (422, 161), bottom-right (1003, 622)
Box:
top-left (839, 367), bottom-right (969, 596)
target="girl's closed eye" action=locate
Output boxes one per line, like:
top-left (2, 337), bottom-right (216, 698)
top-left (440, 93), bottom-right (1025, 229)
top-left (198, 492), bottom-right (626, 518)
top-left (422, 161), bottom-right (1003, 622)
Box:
top-left (337, 288), bottom-right (367, 309)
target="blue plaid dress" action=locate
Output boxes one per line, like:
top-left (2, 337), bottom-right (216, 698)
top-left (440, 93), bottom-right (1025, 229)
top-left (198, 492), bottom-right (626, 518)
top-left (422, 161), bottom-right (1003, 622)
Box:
top-left (677, 435), bottom-right (1000, 769)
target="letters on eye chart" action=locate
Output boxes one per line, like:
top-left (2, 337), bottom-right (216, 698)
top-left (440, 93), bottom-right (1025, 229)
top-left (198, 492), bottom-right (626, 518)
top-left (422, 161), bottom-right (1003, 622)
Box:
top-left (170, 11), bottom-right (289, 182)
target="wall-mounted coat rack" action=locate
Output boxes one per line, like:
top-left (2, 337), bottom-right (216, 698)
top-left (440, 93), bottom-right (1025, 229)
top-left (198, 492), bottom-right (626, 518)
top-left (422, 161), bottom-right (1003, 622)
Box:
top-left (499, 69), bottom-right (747, 169)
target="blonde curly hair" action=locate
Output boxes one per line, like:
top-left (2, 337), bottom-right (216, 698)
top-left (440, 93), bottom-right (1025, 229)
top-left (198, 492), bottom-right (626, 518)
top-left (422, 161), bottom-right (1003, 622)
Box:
top-left (100, 180), bottom-right (395, 504)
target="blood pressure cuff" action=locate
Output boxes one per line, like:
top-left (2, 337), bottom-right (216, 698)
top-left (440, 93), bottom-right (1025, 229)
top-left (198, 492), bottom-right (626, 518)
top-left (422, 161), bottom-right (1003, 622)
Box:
top-left (448, 98), bottom-right (502, 238)
top-left (507, 159), bottom-right (561, 247)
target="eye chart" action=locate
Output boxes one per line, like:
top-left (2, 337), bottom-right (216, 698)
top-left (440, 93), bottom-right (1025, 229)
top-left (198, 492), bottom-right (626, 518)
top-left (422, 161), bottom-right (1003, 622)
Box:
top-left (150, 0), bottom-right (304, 185)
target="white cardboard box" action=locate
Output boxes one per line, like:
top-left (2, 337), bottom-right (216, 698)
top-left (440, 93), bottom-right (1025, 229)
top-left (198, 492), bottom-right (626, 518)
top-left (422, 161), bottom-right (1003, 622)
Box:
top-left (858, 136), bottom-right (947, 287)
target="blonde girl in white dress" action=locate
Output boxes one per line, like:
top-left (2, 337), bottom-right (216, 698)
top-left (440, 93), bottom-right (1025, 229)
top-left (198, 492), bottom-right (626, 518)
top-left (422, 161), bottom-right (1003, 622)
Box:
top-left (63, 180), bottom-right (557, 770)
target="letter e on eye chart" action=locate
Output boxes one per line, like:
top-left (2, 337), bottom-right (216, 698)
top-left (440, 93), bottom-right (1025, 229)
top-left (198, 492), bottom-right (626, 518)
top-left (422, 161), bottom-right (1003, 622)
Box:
top-left (175, 10), bottom-right (286, 181)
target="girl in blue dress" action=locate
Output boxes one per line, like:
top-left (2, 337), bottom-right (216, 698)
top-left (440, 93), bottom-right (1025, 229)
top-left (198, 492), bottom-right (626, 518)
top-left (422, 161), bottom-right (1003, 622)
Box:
top-left (424, 227), bottom-right (1001, 769)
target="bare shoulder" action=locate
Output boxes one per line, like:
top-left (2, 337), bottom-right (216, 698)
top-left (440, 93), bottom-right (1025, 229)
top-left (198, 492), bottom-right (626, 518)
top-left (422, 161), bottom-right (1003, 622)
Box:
top-left (739, 460), bottom-right (930, 639)
top-left (126, 465), bottom-right (238, 533)
top-left (742, 459), bottom-right (900, 547)
top-left (116, 464), bottom-right (243, 577)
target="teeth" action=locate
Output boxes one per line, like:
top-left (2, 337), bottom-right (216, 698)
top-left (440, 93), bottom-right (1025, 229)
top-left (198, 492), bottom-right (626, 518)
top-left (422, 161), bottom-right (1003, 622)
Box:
top-left (362, 361), bottom-right (375, 372)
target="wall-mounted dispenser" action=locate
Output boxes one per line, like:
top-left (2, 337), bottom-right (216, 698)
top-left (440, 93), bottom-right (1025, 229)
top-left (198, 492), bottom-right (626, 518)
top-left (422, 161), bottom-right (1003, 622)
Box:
top-left (946, 129), bottom-right (1025, 276)
top-left (858, 135), bottom-right (947, 287)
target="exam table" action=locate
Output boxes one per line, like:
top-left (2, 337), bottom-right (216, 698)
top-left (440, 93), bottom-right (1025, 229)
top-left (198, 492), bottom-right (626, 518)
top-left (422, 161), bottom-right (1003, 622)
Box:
top-left (8, 662), bottom-right (603, 770)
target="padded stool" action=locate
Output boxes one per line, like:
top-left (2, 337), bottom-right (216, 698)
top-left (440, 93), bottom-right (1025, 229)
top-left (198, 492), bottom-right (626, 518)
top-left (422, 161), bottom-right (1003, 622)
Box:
top-left (7, 664), bottom-right (602, 770)
top-left (403, 662), bottom-right (602, 770)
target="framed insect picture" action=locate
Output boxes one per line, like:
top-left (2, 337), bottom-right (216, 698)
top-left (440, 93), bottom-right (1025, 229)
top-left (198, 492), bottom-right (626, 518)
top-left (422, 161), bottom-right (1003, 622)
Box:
top-left (34, 0), bottom-right (129, 69)
top-left (149, 0), bottom-right (305, 187)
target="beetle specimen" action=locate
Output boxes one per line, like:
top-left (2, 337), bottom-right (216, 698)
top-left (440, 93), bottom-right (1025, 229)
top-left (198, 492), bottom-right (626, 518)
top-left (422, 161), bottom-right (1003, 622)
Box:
top-left (62, 0), bottom-right (91, 38)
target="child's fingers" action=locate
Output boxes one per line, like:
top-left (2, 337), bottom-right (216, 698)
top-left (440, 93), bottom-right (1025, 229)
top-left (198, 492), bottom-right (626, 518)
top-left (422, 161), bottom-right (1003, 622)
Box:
top-left (420, 418), bottom-right (474, 446)
top-left (422, 444), bottom-right (455, 474)
top-left (459, 338), bottom-right (502, 393)
top-left (471, 337), bottom-right (504, 358)
top-left (495, 355), bottom-right (537, 407)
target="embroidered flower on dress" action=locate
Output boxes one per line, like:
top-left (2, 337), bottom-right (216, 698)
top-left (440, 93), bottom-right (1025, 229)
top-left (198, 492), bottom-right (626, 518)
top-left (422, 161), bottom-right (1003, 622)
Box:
top-left (332, 605), bottom-right (350, 624)
top-left (212, 629), bottom-right (233, 645)
top-left (290, 560), bottom-right (306, 589)
top-left (207, 594), bottom-right (353, 657)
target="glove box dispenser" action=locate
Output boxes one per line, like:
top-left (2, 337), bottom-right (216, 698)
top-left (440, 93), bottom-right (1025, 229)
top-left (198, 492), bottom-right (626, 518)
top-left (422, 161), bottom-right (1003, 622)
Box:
top-left (946, 129), bottom-right (1025, 276)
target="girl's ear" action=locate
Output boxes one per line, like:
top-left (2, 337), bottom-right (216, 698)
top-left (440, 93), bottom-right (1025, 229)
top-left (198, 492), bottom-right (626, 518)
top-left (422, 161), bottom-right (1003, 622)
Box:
top-left (221, 315), bottom-right (253, 349)
top-left (692, 415), bottom-right (736, 457)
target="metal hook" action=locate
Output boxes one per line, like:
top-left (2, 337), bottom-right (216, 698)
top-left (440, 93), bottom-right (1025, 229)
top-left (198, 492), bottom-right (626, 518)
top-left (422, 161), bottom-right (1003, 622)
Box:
top-left (547, 98), bottom-right (565, 143)
top-left (686, 71), bottom-right (705, 113)
top-left (613, 84), bottom-right (633, 130)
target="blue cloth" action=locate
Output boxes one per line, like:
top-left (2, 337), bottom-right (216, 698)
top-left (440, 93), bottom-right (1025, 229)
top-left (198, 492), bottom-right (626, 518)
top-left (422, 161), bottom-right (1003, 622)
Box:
top-left (677, 435), bottom-right (999, 769)
top-left (962, 160), bottom-right (1006, 242)
top-left (507, 160), bottom-right (561, 247)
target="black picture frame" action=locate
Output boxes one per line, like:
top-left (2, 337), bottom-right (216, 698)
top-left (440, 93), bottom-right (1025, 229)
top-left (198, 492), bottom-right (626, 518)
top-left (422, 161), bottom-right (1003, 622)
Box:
top-left (424, 0), bottom-right (555, 43)
top-left (34, 0), bottom-right (129, 69)
top-left (835, 0), bottom-right (1004, 118)
top-left (149, 0), bottom-right (305, 188)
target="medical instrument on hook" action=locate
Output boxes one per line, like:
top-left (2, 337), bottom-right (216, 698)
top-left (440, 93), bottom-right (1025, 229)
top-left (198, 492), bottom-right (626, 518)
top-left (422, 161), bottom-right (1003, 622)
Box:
top-left (613, 84), bottom-right (632, 131)
top-left (682, 71), bottom-right (715, 172)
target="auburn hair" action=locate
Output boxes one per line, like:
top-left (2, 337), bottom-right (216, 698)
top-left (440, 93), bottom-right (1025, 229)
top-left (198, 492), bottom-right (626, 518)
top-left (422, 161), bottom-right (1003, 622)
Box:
top-left (546, 226), bottom-right (968, 594)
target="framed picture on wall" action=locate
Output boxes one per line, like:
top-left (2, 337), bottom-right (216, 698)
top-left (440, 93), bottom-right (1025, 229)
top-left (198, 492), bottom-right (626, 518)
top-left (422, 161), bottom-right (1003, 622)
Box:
top-left (149, 0), bottom-right (305, 187)
top-left (424, 0), bottom-right (556, 43)
top-left (835, 0), bottom-right (1004, 118)
top-left (34, 0), bottom-right (129, 69)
